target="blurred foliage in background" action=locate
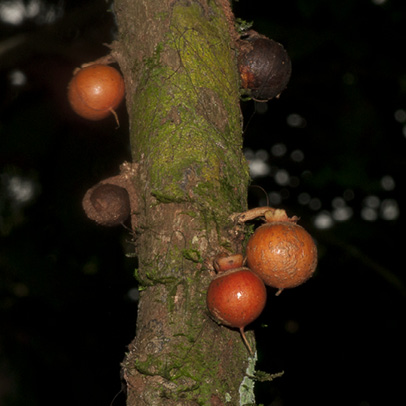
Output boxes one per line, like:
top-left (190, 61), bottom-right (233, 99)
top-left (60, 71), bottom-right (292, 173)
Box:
top-left (1, 0), bottom-right (405, 405)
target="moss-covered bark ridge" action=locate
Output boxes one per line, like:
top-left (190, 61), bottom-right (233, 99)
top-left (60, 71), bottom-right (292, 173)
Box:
top-left (114, 1), bottom-right (254, 404)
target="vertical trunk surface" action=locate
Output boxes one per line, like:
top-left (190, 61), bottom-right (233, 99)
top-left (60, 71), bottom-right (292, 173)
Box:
top-left (113, 1), bottom-right (254, 404)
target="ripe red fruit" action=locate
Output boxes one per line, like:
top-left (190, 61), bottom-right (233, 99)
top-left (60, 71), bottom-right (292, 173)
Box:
top-left (206, 260), bottom-right (267, 354)
top-left (246, 210), bottom-right (317, 294)
top-left (67, 64), bottom-right (125, 121)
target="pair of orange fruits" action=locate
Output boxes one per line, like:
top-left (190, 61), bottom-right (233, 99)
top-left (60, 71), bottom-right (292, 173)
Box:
top-left (206, 210), bottom-right (317, 354)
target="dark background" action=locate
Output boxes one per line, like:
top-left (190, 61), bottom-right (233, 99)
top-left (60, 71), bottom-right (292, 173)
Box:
top-left (1, 0), bottom-right (405, 405)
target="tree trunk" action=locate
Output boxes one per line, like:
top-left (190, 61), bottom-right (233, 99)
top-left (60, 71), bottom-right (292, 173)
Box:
top-left (112, 1), bottom-right (254, 404)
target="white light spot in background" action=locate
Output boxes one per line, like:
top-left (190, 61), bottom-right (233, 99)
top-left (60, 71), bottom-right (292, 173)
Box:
top-left (371, 0), bottom-right (388, 5)
top-left (309, 198), bottom-right (322, 211)
top-left (0, 0), bottom-right (26, 24)
top-left (0, 0), bottom-right (41, 24)
top-left (363, 195), bottom-right (380, 209)
top-left (268, 192), bottom-right (282, 205)
top-left (332, 197), bottom-right (346, 208)
top-left (249, 160), bottom-right (270, 177)
top-left (394, 109), bottom-right (406, 123)
top-left (314, 211), bottom-right (334, 229)
top-left (245, 149), bottom-right (271, 177)
top-left (361, 207), bottom-right (378, 221)
top-left (7, 175), bottom-right (36, 205)
top-left (271, 143), bottom-right (287, 157)
top-left (0, 0), bottom-right (63, 25)
top-left (286, 113), bottom-right (306, 128)
top-left (248, 150), bottom-right (270, 177)
top-left (381, 175), bottom-right (395, 191)
top-left (380, 199), bottom-right (399, 220)
top-left (290, 149), bottom-right (304, 162)
top-left (331, 197), bottom-right (353, 221)
top-left (332, 206), bottom-right (353, 221)
top-left (9, 69), bottom-right (26, 86)
top-left (127, 288), bottom-right (140, 302)
top-left (255, 149), bottom-right (269, 161)
top-left (298, 192), bottom-right (311, 205)
top-left (244, 148), bottom-right (254, 160)
top-left (274, 169), bottom-right (290, 186)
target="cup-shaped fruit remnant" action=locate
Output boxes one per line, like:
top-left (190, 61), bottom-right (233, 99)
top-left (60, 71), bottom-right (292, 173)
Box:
top-left (82, 183), bottom-right (130, 226)
top-left (238, 32), bottom-right (291, 101)
top-left (68, 64), bottom-right (125, 121)
top-left (246, 210), bottom-right (317, 293)
top-left (213, 253), bottom-right (244, 273)
top-left (207, 267), bottom-right (266, 354)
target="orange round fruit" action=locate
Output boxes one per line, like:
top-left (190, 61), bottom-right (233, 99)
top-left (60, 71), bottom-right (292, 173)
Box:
top-left (206, 267), bottom-right (266, 330)
top-left (246, 220), bottom-right (317, 292)
top-left (67, 64), bottom-right (125, 121)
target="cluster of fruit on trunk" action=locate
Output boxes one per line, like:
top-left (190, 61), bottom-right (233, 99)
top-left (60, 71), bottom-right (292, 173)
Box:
top-left (68, 31), bottom-right (300, 355)
top-left (207, 208), bottom-right (317, 354)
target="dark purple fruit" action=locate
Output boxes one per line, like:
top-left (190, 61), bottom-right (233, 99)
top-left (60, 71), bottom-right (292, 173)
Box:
top-left (238, 32), bottom-right (292, 101)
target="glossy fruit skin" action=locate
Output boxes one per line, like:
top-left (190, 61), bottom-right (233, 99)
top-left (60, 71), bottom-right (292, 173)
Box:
top-left (246, 221), bottom-right (317, 290)
top-left (68, 65), bottom-right (125, 120)
top-left (206, 267), bottom-right (267, 329)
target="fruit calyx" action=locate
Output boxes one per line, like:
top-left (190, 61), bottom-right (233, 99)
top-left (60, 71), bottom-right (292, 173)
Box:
top-left (75, 53), bottom-right (117, 73)
top-left (264, 208), bottom-right (299, 223)
top-left (231, 206), bottom-right (298, 224)
top-left (213, 253), bottom-right (244, 273)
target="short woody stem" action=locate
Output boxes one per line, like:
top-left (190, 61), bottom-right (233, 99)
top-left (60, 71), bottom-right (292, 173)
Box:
top-left (109, 107), bottom-right (120, 127)
top-left (231, 207), bottom-right (297, 224)
top-left (239, 327), bottom-right (253, 356)
top-left (230, 206), bottom-right (276, 223)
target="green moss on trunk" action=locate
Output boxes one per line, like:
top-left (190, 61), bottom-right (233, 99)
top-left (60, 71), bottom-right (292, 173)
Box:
top-left (132, 2), bottom-right (248, 219)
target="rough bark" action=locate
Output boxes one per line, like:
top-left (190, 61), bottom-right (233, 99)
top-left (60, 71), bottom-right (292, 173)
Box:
top-left (112, 1), bottom-right (254, 404)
